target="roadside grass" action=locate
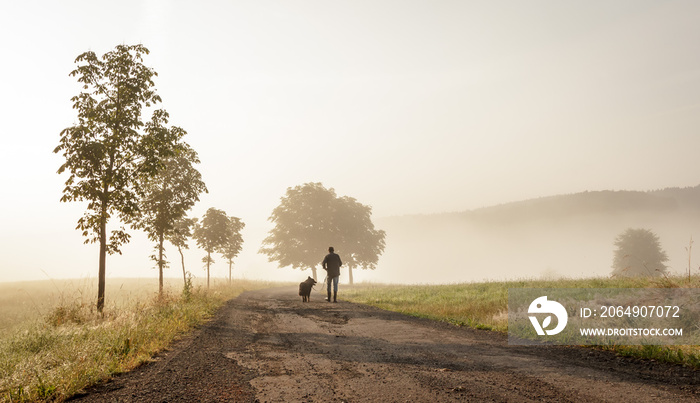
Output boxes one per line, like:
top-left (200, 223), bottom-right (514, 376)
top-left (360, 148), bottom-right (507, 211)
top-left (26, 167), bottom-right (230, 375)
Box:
top-left (0, 278), bottom-right (185, 334)
top-left (343, 275), bottom-right (700, 368)
top-left (0, 278), bottom-right (277, 402)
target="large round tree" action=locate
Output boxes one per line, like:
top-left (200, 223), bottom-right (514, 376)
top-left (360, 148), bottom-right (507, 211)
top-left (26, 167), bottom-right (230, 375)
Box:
top-left (611, 228), bottom-right (668, 277)
top-left (260, 182), bottom-right (386, 283)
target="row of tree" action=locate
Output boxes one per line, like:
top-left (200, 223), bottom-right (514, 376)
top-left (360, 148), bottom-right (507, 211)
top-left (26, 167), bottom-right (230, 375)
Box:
top-left (193, 208), bottom-right (245, 288)
top-left (54, 45), bottom-right (246, 311)
top-left (55, 44), bottom-right (387, 312)
top-left (56, 44), bottom-right (671, 313)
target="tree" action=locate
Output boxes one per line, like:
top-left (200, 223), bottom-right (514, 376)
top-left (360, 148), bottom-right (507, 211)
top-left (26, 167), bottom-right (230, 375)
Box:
top-left (221, 216), bottom-right (245, 284)
top-left (334, 195), bottom-right (386, 284)
top-left (169, 216), bottom-right (197, 286)
top-left (54, 44), bottom-right (181, 312)
top-left (260, 182), bottom-right (386, 283)
top-left (136, 144), bottom-right (207, 295)
top-left (612, 228), bottom-right (669, 277)
top-left (193, 208), bottom-right (230, 288)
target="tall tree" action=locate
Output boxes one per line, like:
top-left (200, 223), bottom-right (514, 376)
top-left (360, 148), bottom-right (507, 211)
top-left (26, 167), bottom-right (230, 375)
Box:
top-left (260, 182), bottom-right (385, 283)
top-left (169, 216), bottom-right (197, 286)
top-left (136, 144), bottom-right (207, 294)
top-left (221, 216), bottom-right (245, 284)
top-left (612, 228), bottom-right (669, 277)
top-left (54, 44), bottom-right (181, 311)
top-left (194, 208), bottom-right (230, 288)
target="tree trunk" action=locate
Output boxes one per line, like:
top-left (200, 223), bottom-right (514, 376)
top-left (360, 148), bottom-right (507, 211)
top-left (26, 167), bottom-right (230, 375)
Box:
top-left (348, 266), bottom-right (354, 285)
top-left (206, 250), bottom-right (211, 289)
top-left (97, 215), bottom-right (107, 313)
top-left (311, 266), bottom-right (317, 281)
top-left (179, 245), bottom-right (186, 285)
top-left (229, 261), bottom-right (232, 285)
top-left (158, 233), bottom-right (164, 295)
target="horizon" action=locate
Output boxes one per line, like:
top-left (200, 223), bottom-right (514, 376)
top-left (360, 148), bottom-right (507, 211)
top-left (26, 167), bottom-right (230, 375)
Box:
top-left (3, 181), bottom-right (697, 286)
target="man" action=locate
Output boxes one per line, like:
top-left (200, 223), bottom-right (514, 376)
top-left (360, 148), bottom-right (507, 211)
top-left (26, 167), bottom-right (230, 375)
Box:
top-left (321, 246), bottom-right (342, 302)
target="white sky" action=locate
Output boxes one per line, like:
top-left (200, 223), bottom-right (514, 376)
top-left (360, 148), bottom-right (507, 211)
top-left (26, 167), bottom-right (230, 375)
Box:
top-left (1, 1), bottom-right (699, 284)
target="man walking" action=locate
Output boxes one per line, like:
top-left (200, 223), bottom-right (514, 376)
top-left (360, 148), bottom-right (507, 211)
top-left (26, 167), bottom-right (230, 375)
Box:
top-left (321, 246), bottom-right (342, 302)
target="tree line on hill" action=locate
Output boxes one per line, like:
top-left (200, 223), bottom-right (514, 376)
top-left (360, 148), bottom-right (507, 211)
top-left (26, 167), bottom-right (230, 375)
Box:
top-left (54, 44), bottom-right (385, 312)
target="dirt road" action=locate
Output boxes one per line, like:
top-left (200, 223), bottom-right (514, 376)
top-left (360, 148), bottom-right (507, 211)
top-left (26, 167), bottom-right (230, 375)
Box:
top-left (73, 286), bottom-right (699, 402)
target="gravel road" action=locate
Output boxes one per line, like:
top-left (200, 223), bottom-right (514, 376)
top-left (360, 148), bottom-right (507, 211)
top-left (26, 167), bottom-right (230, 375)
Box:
top-left (72, 286), bottom-right (699, 402)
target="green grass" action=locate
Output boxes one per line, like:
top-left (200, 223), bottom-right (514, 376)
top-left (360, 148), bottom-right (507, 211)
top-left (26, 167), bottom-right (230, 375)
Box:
top-left (343, 275), bottom-right (700, 368)
top-left (5, 275), bottom-right (697, 401)
top-left (0, 278), bottom-right (279, 402)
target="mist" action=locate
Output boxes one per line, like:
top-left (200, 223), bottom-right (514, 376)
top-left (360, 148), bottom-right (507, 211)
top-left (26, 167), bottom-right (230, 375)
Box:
top-left (2, 1), bottom-right (700, 285)
top-left (373, 187), bottom-right (700, 284)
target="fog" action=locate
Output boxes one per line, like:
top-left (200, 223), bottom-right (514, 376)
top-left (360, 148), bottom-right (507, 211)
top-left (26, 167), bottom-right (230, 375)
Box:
top-left (2, 1), bottom-right (700, 285)
top-left (376, 192), bottom-right (700, 284)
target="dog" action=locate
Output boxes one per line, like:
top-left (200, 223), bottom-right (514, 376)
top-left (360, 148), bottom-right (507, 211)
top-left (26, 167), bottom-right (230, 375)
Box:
top-left (298, 276), bottom-right (317, 302)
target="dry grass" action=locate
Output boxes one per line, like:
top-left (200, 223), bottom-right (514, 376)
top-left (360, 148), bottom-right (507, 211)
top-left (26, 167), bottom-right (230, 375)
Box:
top-left (0, 278), bottom-right (185, 334)
top-left (0, 278), bottom-right (278, 402)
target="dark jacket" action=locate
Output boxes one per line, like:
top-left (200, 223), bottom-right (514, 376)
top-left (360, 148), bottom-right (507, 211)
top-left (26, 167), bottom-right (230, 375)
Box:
top-left (322, 252), bottom-right (342, 278)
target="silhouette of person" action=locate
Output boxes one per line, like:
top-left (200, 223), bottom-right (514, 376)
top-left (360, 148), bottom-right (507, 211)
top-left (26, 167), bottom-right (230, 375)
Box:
top-left (321, 246), bottom-right (342, 302)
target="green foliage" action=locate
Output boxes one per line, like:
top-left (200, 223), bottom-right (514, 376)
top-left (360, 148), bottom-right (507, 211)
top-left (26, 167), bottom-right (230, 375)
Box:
top-left (201, 254), bottom-right (216, 266)
top-left (54, 44), bottom-right (184, 311)
top-left (169, 216), bottom-right (198, 284)
top-left (193, 208), bottom-right (243, 287)
top-left (137, 145), bottom-right (207, 247)
top-left (194, 208), bottom-right (230, 258)
top-left (35, 371), bottom-right (57, 400)
top-left (611, 228), bottom-right (669, 277)
top-left (169, 217), bottom-right (197, 252)
top-left (221, 217), bottom-right (245, 263)
top-left (260, 182), bottom-right (386, 280)
top-left (136, 143), bottom-right (207, 293)
top-left (54, 44), bottom-right (180, 253)
top-left (221, 217), bottom-right (245, 281)
top-left (6, 385), bottom-right (26, 402)
top-left (182, 272), bottom-right (194, 301)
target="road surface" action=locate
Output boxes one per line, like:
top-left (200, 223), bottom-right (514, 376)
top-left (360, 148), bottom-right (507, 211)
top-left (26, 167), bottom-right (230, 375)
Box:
top-left (72, 286), bottom-right (699, 402)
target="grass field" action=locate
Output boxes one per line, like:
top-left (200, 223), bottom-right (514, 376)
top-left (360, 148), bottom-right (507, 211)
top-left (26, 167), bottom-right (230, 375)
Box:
top-left (0, 277), bottom-right (280, 402)
top-left (0, 278), bottom-right (182, 334)
top-left (343, 275), bottom-right (700, 368)
top-left (2, 275), bottom-right (698, 401)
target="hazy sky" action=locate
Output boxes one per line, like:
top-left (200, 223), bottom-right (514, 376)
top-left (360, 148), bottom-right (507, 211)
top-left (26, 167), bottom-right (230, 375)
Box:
top-left (1, 1), bottom-right (699, 284)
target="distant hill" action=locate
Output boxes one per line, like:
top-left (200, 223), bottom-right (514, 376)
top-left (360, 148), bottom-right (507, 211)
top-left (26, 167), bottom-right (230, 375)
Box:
top-left (373, 185), bottom-right (700, 284)
top-left (466, 185), bottom-right (700, 224)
